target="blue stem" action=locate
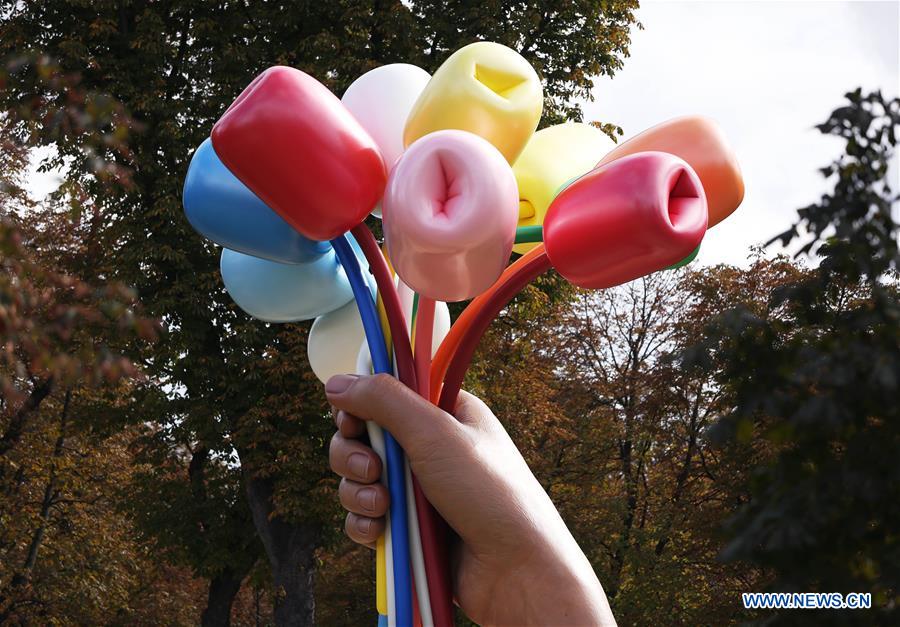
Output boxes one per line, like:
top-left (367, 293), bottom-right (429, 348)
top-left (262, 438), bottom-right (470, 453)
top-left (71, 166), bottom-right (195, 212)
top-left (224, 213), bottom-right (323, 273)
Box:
top-left (331, 235), bottom-right (413, 627)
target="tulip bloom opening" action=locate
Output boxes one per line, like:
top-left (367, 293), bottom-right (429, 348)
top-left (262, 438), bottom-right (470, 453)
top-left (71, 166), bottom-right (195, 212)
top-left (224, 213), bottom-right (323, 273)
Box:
top-left (383, 130), bottom-right (519, 302)
top-left (544, 151), bottom-right (709, 289)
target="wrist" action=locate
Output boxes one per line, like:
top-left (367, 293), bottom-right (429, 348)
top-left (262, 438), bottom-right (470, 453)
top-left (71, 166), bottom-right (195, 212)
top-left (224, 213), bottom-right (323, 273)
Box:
top-left (510, 538), bottom-right (615, 626)
top-left (531, 547), bottom-right (613, 625)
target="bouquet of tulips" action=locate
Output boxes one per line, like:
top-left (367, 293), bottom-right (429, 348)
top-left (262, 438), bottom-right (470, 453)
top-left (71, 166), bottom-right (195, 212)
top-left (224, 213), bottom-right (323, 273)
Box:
top-left (182, 41), bottom-right (744, 627)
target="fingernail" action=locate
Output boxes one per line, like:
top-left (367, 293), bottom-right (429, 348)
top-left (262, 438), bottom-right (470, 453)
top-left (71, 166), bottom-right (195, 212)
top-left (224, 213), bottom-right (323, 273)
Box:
top-left (356, 516), bottom-right (372, 534)
top-left (348, 452), bottom-right (370, 479)
top-left (326, 374), bottom-right (358, 395)
top-left (359, 487), bottom-right (377, 513)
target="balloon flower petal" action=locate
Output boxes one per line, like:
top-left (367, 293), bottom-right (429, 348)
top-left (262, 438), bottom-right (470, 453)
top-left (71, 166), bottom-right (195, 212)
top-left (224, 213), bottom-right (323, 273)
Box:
top-left (403, 42), bottom-right (542, 164)
top-left (512, 122), bottom-right (616, 253)
top-left (183, 138), bottom-right (330, 264)
top-left (598, 116), bottom-right (744, 228)
top-left (342, 64), bottom-right (432, 219)
top-left (221, 236), bottom-right (369, 322)
top-left (383, 130), bottom-right (519, 302)
top-left (544, 151), bottom-right (708, 289)
top-left (212, 66), bottom-right (386, 241)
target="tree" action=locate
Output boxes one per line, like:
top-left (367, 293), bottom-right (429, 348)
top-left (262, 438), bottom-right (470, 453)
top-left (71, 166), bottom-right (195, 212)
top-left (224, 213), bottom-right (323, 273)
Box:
top-left (684, 90), bottom-right (900, 625)
top-left (0, 52), bottom-right (143, 473)
top-left (0, 57), bottom-right (165, 622)
top-left (0, 2), bottom-right (640, 623)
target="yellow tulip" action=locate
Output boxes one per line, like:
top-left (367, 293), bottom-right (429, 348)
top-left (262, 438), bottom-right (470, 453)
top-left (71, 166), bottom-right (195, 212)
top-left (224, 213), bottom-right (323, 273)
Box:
top-left (512, 122), bottom-right (615, 253)
top-left (403, 41), bottom-right (542, 163)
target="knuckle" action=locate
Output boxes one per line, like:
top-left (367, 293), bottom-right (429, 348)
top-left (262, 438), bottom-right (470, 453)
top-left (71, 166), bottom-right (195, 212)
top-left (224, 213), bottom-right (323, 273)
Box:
top-left (364, 372), bottom-right (397, 397)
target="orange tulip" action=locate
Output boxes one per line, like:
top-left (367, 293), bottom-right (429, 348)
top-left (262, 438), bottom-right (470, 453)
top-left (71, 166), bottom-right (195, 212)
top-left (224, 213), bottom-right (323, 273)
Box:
top-left (598, 116), bottom-right (744, 227)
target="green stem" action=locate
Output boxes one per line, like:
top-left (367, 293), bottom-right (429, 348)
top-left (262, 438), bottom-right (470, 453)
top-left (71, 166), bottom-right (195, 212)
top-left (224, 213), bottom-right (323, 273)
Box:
top-left (514, 225), bottom-right (543, 244)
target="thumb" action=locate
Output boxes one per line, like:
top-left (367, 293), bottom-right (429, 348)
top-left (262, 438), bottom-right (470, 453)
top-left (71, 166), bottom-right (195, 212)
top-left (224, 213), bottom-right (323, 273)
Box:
top-left (325, 373), bottom-right (466, 462)
top-left (452, 389), bottom-right (500, 433)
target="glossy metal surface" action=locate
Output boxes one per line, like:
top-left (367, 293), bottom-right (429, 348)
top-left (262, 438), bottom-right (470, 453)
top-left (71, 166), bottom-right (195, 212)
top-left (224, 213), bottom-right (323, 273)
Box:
top-left (212, 66), bottom-right (386, 241)
top-left (383, 130), bottom-right (519, 302)
top-left (544, 151), bottom-right (709, 288)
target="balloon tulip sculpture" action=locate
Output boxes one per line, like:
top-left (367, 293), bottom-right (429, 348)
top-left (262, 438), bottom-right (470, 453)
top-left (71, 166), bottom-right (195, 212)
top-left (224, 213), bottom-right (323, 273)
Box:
top-left (182, 41), bottom-right (744, 627)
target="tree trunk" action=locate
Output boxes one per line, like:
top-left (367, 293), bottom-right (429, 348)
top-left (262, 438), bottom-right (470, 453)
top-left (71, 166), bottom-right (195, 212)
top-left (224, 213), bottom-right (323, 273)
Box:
top-left (189, 444), bottom-right (258, 627)
top-left (201, 567), bottom-right (247, 627)
top-left (0, 376), bottom-right (55, 461)
top-left (244, 473), bottom-right (319, 627)
top-left (0, 389), bottom-right (69, 619)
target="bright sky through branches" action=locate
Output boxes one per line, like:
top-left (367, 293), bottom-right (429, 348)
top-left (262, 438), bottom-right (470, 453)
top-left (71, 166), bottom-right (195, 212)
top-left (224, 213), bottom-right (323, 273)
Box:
top-left (584, 0), bottom-right (900, 266)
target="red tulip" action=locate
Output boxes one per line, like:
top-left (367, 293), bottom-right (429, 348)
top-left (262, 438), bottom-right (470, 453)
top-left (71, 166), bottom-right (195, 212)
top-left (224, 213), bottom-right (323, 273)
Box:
top-left (597, 116), bottom-right (744, 228)
top-left (544, 151), bottom-right (708, 289)
top-left (212, 66), bottom-right (386, 241)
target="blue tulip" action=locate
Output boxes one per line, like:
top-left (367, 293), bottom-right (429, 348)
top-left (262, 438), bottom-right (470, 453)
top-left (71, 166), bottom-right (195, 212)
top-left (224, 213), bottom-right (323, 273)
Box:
top-left (183, 138), bottom-right (330, 264)
top-left (220, 234), bottom-right (374, 323)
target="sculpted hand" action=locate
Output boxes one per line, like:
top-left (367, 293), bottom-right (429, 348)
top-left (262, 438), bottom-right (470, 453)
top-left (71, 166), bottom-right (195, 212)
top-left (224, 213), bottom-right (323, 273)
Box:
top-left (326, 373), bottom-right (616, 626)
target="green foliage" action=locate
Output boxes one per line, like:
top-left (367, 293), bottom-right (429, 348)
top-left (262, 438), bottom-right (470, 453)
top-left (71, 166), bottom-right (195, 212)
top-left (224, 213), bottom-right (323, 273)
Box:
top-left (686, 90), bottom-right (900, 625)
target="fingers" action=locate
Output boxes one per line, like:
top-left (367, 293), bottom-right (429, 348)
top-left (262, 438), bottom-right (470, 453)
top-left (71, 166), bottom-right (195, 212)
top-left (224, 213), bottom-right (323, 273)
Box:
top-left (339, 478), bottom-right (389, 517)
top-left (334, 409), bottom-right (367, 438)
top-left (328, 382), bottom-right (395, 550)
top-left (329, 433), bottom-right (382, 483)
top-left (340, 480), bottom-right (388, 549)
top-left (326, 373), bottom-right (463, 459)
top-left (345, 512), bottom-right (385, 546)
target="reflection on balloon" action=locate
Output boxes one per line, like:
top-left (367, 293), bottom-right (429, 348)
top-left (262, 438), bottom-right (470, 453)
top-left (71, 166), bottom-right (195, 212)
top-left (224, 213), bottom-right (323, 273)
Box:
top-left (403, 42), bottom-right (542, 164)
top-left (342, 64), bottom-right (432, 218)
top-left (512, 123), bottom-right (616, 254)
top-left (212, 66), bottom-right (386, 241)
top-left (383, 130), bottom-right (519, 302)
top-left (544, 151), bottom-right (708, 289)
top-left (597, 116), bottom-right (744, 228)
top-left (221, 236), bottom-right (368, 322)
top-left (183, 138), bottom-right (330, 264)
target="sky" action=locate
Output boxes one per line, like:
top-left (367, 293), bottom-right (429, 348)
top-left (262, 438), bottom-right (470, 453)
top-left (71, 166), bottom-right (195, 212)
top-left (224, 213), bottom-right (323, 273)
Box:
top-left (582, 0), bottom-right (900, 266)
top-left (25, 1), bottom-right (900, 268)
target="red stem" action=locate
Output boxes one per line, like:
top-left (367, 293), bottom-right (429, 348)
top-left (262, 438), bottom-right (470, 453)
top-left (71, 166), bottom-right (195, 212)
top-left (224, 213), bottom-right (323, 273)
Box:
top-left (437, 252), bottom-right (552, 412)
top-left (351, 225), bottom-right (454, 627)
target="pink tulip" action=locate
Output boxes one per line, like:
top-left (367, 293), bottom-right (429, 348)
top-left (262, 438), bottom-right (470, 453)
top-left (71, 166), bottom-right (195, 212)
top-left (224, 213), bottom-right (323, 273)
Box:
top-left (383, 130), bottom-right (519, 302)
